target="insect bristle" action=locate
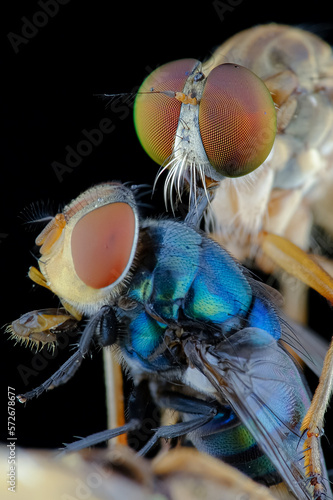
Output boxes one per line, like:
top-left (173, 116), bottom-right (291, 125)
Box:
top-left (5, 324), bottom-right (57, 353)
top-left (123, 183), bottom-right (154, 213)
top-left (19, 200), bottom-right (60, 232)
top-left (129, 183), bottom-right (153, 200)
top-left (154, 149), bottom-right (212, 218)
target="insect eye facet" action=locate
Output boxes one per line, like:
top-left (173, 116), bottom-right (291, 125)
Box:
top-left (71, 202), bottom-right (136, 289)
top-left (134, 58), bottom-right (199, 166)
top-left (199, 63), bottom-right (276, 177)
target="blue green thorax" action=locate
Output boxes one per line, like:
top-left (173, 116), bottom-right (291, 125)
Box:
top-left (124, 219), bottom-right (256, 361)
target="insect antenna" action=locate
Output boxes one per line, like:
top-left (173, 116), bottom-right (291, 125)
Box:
top-left (94, 92), bottom-right (137, 109)
top-left (94, 88), bottom-right (180, 109)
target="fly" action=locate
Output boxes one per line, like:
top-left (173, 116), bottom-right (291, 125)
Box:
top-left (9, 182), bottom-right (331, 500)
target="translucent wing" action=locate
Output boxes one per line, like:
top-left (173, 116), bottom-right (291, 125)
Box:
top-left (183, 328), bottom-right (328, 499)
top-left (280, 313), bottom-right (329, 378)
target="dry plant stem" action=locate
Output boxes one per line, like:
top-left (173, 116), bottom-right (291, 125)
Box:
top-left (103, 349), bottom-right (126, 446)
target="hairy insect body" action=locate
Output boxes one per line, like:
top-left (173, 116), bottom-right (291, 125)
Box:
top-left (119, 218), bottom-right (280, 361)
top-left (115, 218), bottom-right (310, 488)
top-left (203, 25), bottom-right (333, 261)
top-left (11, 184), bottom-right (330, 499)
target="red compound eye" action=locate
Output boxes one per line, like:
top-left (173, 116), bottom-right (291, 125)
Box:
top-left (134, 58), bottom-right (199, 165)
top-left (71, 203), bottom-right (136, 289)
top-left (199, 64), bottom-right (276, 177)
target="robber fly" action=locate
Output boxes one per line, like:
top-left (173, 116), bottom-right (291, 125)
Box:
top-left (9, 182), bottom-right (331, 499)
top-left (131, 24), bottom-right (333, 494)
top-left (132, 24), bottom-right (333, 263)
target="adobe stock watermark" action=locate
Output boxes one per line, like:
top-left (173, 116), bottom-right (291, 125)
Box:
top-left (0, 233), bottom-right (9, 244)
top-left (51, 64), bottom-right (156, 183)
top-left (51, 117), bottom-right (116, 182)
top-left (60, 461), bottom-right (115, 500)
top-left (59, 446), bottom-right (146, 500)
top-left (7, 387), bottom-right (17, 493)
top-left (17, 328), bottom-right (78, 387)
top-left (212, 0), bottom-right (244, 22)
top-left (7, 0), bottom-right (71, 54)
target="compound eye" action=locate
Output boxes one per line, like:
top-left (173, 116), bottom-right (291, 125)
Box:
top-left (199, 64), bottom-right (276, 177)
top-left (134, 58), bottom-right (199, 166)
top-left (71, 203), bottom-right (136, 289)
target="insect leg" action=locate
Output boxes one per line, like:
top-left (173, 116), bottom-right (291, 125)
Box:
top-left (137, 393), bottom-right (219, 456)
top-left (184, 180), bottom-right (217, 228)
top-left (17, 305), bottom-right (114, 403)
top-left (259, 231), bottom-right (333, 302)
top-left (58, 419), bottom-right (142, 456)
top-left (301, 336), bottom-right (333, 500)
top-left (59, 380), bottom-right (155, 454)
top-left (185, 190), bottom-right (210, 227)
top-left (260, 231), bottom-right (333, 496)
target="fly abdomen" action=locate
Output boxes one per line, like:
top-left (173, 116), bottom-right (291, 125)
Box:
top-left (187, 410), bottom-right (281, 487)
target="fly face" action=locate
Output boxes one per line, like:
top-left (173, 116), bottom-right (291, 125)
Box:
top-left (133, 57), bottom-right (276, 206)
top-left (9, 183), bottom-right (141, 356)
top-left (29, 182), bottom-right (139, 317)
top-left (133, 24), bottom-right (333, 259)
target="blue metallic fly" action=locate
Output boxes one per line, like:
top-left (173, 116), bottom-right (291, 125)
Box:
top-left (9, 182), bottom-right (331, 500)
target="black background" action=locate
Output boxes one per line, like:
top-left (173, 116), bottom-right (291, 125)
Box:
top-left (1, 0), bottom-right (333, 473)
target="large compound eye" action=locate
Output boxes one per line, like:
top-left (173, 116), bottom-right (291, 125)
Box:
top-left (199, 64), bottom-right (276, 177)
top-left (71, 203), bottom-right (136, 289)
top-left (134, 58), bottom-right (199, 165)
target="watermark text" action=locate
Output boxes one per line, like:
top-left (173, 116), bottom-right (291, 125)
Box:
top-left (7, 387), bottom-right (17, 492)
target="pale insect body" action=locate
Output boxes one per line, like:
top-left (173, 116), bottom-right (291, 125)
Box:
top-left (203, 24), bottom-right (333, 265)
top-left (200, 28), bottom-right (333, 493)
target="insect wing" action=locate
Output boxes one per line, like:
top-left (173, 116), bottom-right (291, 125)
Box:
top-left (184, 327), bottom-right (316, 499)
top-left (280, 313), bottom-right (329, 378)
